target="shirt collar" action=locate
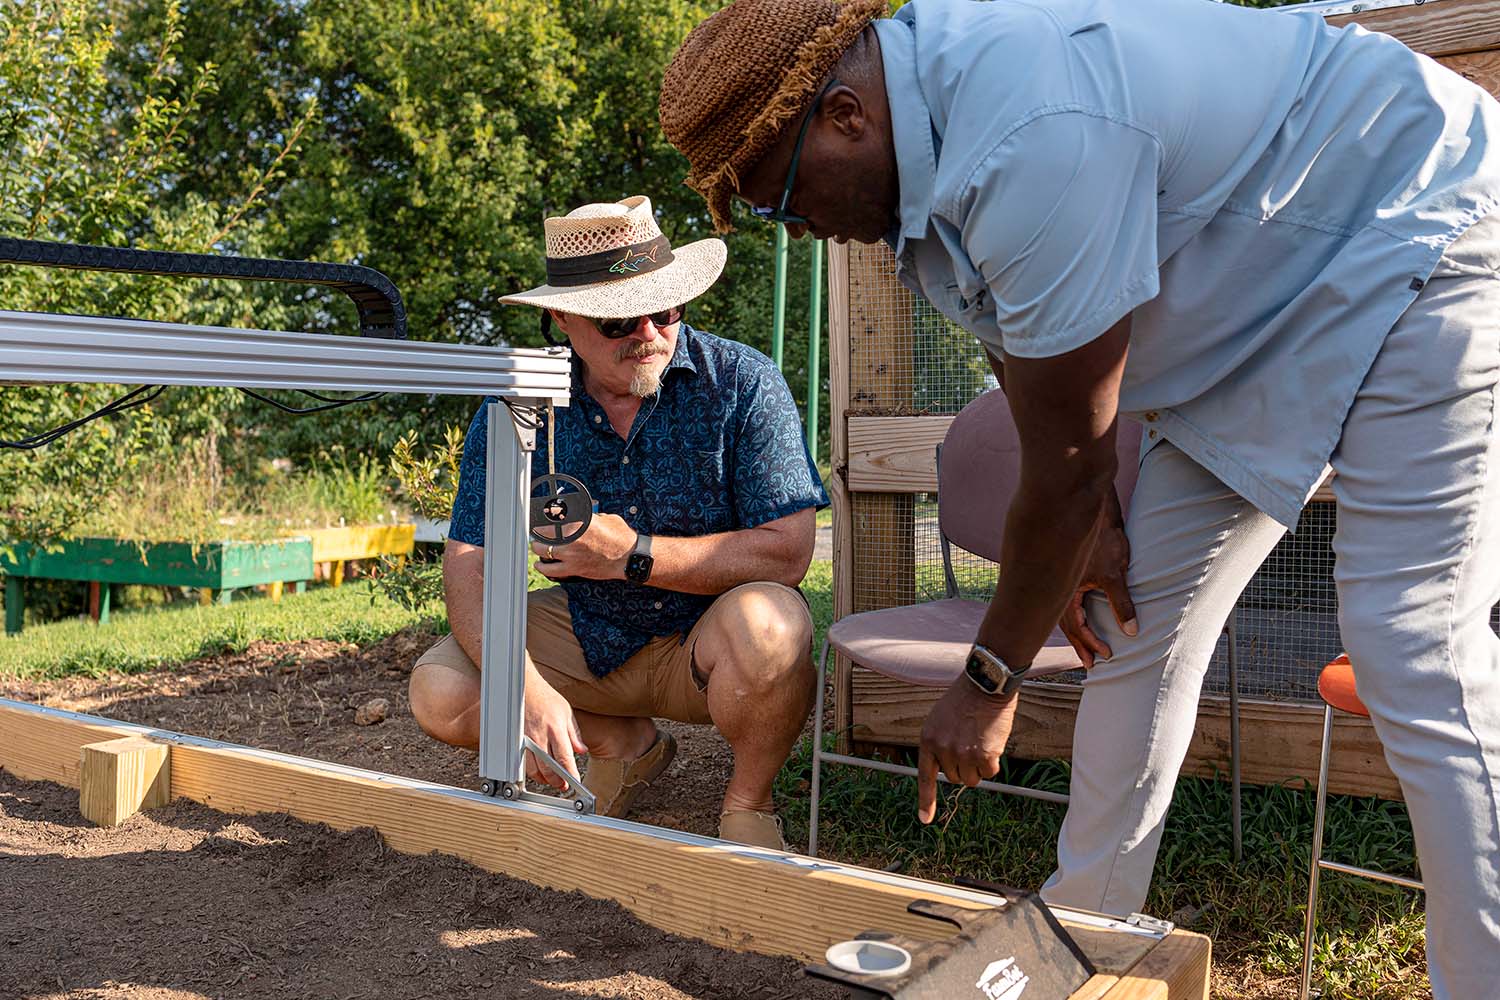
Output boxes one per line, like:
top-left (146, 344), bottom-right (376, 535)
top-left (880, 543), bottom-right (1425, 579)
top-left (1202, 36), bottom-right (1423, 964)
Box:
top-left (666, 322), bottom-right (699, 378)
top-left (874, 12), bottom-right (938, 256)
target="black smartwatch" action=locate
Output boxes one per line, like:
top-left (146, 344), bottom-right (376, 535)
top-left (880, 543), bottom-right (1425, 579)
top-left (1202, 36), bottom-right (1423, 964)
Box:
top-left (964, 643), bottom-right (1030, 698)
top-left (625, 532), bottom-right (654, 584)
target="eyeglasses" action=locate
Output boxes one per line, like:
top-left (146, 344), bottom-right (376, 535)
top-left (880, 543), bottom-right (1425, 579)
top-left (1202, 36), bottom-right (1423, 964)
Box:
top-left (750, 78), bottom-right (839, 228)
top-left (541, 303), bottom-right (686, 345)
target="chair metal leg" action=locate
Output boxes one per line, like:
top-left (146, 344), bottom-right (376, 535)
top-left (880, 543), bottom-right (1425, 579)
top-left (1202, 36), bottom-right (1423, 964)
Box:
top-left (1227, 614), bottom-right (1243, 864)
top-left (1300, 705), bottom-right (1335, 1000)
top-left (808, 637), bottom-right (830, 858)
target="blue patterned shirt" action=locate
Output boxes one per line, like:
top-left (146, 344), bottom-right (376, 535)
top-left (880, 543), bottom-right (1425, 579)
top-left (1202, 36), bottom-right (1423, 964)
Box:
top-left (449, 324), bottom-right (828, 678)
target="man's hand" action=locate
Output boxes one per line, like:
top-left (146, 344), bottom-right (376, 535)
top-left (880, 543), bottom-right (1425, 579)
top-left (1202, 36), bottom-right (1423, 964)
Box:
top-left (1058, 489), bottom-right (1136, 669)
top-left (917, 679), bottom-right (1019, 823)
top-left (531, 512), bottom-right (636, 581)
top-left (522, 664), bottom-right (587, 790)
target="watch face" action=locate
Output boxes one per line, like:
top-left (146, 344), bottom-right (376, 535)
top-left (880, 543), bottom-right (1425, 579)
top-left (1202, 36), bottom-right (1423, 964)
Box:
top-left (626, 552), bottom-right (652, 583)
top-left (965, 650), bottom-right (1001, 694)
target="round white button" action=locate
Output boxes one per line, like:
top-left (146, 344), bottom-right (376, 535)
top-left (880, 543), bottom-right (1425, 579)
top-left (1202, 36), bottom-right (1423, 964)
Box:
top-left (621, 456), bottom-right (630, 464)
top-left (594, 415), bottom-right (602, 424)
top-left (628, 505), bottom-right (638, 514)
top-left (654, 601), bottom-right (663, 610)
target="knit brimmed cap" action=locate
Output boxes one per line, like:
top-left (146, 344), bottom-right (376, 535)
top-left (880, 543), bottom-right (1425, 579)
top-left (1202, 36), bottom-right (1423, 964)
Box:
top-left (660, 0), bottom-right (889, 233)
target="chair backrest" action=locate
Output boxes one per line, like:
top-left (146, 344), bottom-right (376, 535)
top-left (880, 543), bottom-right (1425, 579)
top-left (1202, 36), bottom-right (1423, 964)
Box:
top-left (938, 389), bottom-right (1143, 563)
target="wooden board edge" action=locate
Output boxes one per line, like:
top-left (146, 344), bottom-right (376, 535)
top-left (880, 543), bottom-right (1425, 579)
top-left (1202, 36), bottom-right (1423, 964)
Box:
top-left (1099, 930), bottom-right (1211, 1000)
top-left (1326, 0), bottom-right (1500, 58)
top-left (0, 697), bottom-right (1188, 994)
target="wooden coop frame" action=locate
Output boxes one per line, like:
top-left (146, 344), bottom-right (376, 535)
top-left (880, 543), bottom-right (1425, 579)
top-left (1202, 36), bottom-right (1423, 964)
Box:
top-left (827, 0), bottom-right (1500, 801)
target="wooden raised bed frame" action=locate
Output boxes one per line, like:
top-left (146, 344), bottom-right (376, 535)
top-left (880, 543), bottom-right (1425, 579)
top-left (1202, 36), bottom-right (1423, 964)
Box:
top-left (0, 697), bottom-right (1209, 1000)
top-left (826, 0), bottom-right (1499, 801)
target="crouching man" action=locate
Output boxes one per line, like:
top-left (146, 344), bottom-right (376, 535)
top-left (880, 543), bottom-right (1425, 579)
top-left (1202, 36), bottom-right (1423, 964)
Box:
top-left (409, 195), bottom-right (828, 850)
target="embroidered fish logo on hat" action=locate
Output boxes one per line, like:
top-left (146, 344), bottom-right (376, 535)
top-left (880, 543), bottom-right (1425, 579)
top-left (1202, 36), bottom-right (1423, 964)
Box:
top-left (610, 244), bottom-right (663, 275)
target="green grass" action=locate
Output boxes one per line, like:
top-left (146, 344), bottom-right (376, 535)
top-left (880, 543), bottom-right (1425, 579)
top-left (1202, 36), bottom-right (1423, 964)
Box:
top-left (0, 557), bottom-right (1426, 996)
top-left (0, 584), bottom-right (434, 681)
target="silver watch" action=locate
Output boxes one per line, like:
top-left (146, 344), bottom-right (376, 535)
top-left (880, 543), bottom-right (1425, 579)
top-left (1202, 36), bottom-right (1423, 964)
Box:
top-left (964, 643), bottom-right (1030, 697)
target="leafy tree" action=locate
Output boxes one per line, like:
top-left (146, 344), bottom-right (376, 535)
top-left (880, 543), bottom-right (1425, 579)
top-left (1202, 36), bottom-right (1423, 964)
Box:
top-left (0, 0), bottom-right (308, 545)
top-left (126, 0), bottom-right (832, 464)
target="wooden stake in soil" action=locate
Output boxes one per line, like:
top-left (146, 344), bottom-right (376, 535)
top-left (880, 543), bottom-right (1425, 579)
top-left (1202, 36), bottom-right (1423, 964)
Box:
top-left (79, 736), bottom-right (171, 827)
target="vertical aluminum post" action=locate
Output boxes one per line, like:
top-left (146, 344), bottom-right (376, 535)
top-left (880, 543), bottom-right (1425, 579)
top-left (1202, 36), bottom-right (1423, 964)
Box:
top-left (478, 401), bottom-right (534, 791)
top-left (475, 402), bottom-right (595, 814)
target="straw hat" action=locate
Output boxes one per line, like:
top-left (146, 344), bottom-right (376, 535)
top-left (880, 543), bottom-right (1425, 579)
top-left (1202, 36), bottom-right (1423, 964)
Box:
top-left (499, 196), bottom-right (726, 318)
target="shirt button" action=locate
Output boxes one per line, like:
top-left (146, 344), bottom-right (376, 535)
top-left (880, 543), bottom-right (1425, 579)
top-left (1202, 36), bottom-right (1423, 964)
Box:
top-left (621, 455), bottom-right (630, 465)
top-left (654, 601), bottom-right (663, 610)
top-left (628, 505), bottom-right (638, 515)
top-left (1144, 411), bottom-right (1159, 422)
top-left (1148, 429), bottom-right (1158, 439)
top-left (594, 415), bottom-right (602, 424)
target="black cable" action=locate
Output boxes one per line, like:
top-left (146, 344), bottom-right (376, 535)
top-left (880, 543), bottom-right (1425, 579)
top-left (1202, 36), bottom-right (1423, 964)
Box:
top-left (236, 386), bottom-right (384, 414)
top-left (0, 384), bottom-right (167, 450)
top-left (504, 399), bottom-right (541, 429)
top-left (291, 388), bottom-right (388, 405)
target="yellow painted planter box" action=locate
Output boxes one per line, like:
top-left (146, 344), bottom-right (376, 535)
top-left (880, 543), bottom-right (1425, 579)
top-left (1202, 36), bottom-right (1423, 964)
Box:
top-left (296, 524), bottom-right (416, 563)
top-left (276, 524), bottom-right (417, 590)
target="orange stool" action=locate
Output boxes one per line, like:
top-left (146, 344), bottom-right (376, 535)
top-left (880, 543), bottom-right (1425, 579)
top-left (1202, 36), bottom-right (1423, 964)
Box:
top-left (1300, 655), bottom-right (1424, 999)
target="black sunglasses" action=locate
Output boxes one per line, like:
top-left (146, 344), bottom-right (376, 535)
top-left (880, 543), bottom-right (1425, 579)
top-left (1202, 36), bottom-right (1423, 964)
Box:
top-left (750, 78), bottom-right (839, 227)
top-left (541, 303), bottom-right (687, 345)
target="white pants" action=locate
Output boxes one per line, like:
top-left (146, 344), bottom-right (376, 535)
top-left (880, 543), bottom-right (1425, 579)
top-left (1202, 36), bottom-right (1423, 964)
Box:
top-left (1041, 219), bottom-right (1500, 999)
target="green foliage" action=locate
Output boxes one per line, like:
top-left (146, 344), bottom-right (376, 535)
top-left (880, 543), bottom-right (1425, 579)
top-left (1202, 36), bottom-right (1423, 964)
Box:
top-left (365, 424), bottom-right (466, 613)
top-left (0, 0), bottom-right (311, 546)
top-left (124, 0), bottom-right (832, 464)
top-left (389, 426), bottom-right (465, 523)
top-left (262, 454), bottom-right (396, 530)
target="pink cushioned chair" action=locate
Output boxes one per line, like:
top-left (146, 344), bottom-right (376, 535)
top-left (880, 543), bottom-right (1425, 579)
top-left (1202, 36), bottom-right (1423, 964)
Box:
top-left (807, 388), bottom-right (1143, 857)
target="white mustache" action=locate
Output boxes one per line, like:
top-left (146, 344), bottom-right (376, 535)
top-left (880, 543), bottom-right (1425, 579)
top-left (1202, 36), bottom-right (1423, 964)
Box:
top-left (616, 343), bottom-right (670, 362)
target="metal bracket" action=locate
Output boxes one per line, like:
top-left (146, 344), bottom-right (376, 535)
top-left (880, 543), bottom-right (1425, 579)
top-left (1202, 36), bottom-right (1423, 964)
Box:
top-left (482, 737), bottom-right (597, 815)
top-left (1126, 912), bottom-right (1176, 935)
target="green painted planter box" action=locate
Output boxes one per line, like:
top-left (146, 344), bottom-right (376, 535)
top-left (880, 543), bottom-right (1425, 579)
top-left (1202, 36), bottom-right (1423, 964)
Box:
top-left (1, 537), bottom-right (314, 635)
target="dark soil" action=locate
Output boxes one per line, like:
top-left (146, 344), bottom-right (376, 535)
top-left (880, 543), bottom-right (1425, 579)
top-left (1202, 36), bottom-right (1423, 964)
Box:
top-left (0, 771), bottom-right (841, 1000)
top-left (0, 627), bottom-right (734, 840)
top-left (0, 627), bottom-right (844, 999)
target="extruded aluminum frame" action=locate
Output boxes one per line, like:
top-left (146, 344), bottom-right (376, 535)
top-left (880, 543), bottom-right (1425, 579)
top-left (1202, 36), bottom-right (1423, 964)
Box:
top-left (0, 309), bottom-right (573, 811)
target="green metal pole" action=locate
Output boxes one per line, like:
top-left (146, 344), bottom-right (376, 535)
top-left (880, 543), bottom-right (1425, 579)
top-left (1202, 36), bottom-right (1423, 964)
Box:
top-left (772, 223), bottom-right (789, 369)
top-left (806, 239), bottom-right (824, 463)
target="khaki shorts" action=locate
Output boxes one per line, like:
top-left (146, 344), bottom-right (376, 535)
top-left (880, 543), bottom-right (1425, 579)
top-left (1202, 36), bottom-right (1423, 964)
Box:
top-left (416, 583), bottom-right (806, 725)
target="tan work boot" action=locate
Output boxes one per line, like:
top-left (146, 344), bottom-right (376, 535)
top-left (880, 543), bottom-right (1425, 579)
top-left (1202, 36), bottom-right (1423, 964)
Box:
top-left (583, 730), bottom-right (677, 818)
top-left (719, 809), bottom-right (788, 851)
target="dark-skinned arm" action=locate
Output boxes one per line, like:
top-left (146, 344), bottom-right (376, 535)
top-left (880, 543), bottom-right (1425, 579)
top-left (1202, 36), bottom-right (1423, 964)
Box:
top-left (917, 314), bottom-right (1133, 822)
top-left (986, 343), bottom-right (1136, 668)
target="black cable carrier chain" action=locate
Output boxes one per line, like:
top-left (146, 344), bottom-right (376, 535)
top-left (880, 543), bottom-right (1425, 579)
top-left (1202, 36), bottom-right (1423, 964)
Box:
top-left (0, 237), bottom-right (407, 340)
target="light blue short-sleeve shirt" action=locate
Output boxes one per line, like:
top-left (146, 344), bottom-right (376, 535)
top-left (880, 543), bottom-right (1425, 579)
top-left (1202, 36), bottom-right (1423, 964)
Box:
top-left (878, 0), bottom-right (1500, 527)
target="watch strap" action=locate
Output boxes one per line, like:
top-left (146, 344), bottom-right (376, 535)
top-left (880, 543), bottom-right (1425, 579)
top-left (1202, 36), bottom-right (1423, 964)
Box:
top-left (632, 532), bottom-right (653, 559)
